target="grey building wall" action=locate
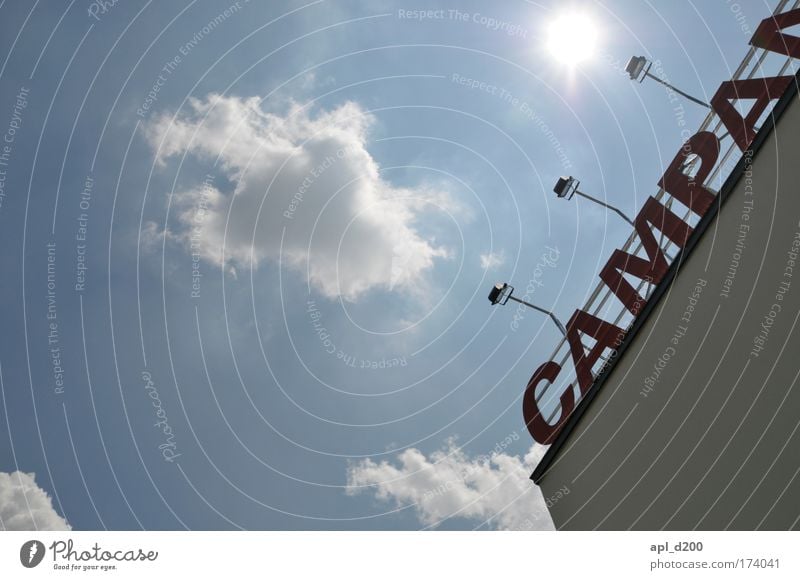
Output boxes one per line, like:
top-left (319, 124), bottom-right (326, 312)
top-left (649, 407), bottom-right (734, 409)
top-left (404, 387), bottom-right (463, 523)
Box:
top-left (538, 90), bottom-right (800, 530)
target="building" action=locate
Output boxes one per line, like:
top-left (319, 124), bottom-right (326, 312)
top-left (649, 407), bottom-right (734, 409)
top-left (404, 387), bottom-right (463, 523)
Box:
top-left (528, 3), bottom-right (800, 530)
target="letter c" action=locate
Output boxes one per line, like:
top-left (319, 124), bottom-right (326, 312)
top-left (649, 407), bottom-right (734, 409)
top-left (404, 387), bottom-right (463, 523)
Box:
top-left (522, 361), bottom-right (574, 445)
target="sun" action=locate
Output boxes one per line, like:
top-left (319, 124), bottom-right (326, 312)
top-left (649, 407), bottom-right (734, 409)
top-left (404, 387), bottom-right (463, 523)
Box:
top-left (546, 11), bottom-right (598, 66)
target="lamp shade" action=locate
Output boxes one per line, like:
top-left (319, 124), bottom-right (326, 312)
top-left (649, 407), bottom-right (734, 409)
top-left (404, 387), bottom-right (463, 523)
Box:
top-left (625, 56), bottom-right (647, 80)
top-left (553, 176), bottom-right (579, 199)
top-left (488, 282), bottom-right (513, 305)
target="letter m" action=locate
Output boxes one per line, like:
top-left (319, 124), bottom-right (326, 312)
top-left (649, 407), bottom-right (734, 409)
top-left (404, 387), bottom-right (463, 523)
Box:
top-left (599, 198), bottom-right (693, 315)
top-left (600, 131), bottom-right (719, 315)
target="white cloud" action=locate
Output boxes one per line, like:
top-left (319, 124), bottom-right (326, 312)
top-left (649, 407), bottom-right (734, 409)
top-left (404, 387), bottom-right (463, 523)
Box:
top-left (346, 439), bottom-right (554, 530)
top-left (0, 471), bottom-right (71, 531)
top-left (144, 95), bottom-right (457, 301)
top-left (140, 220), bottom-right (169, 253)
top-left (479, 251), bottom-right (505, 270)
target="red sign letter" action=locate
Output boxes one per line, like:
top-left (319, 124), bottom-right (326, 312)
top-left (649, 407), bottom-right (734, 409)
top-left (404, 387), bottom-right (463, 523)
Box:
top-left (600, 196), bottom-right (696, 314)
top-left (599, 249), bottom-right (660, 316)
top-left (658, 130), bottom-right (720, 216)
top-left (711, 76), bottom-right (794, 151)
top-left (522, 361), bottom-right (572, 445)
top-left (751, 8), bottom-right (800, 58)
top-left (566, 310), bottom-right (625, 392)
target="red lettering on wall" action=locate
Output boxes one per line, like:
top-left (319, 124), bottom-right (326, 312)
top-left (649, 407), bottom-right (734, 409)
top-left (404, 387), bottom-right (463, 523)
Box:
top-left (599, 197), bottom-right (704, 317)
top-left (521, 309), bottom-right (625, 445)
top-left (658, 131), bottom-right (720, 215)
top-left (566, 310), bottom-right (625, 392)
top-left (711, 76), bottom-right (794, 151)
top-left (599, 249), bottom-right (659, 316)
top-left (751, 8), bottom-right (800, 58)
top-left (522, 5), bottom-right (800, 449)
top-left (522, 361), bottom-right (570, 445)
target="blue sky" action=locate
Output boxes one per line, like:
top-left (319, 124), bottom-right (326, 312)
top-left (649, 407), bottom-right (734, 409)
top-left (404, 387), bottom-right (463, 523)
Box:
top-left (0, 0), bottom-right (779, 530)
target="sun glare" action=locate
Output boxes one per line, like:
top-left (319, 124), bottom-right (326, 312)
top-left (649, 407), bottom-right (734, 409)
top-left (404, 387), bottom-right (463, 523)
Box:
top-left (546, 12), bottom-right (598, 66)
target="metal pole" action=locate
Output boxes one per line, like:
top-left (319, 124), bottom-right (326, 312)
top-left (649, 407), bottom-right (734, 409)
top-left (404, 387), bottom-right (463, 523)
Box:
top-left (643, 70), bottom-right (711, 109)
top-left (574, 190), bottom-right (635, 226)
top-left (507, 295), bottom-right (567, 336)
